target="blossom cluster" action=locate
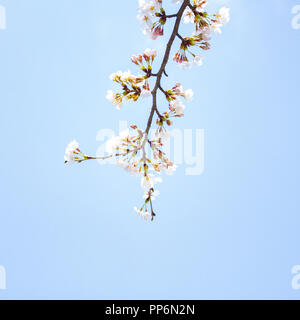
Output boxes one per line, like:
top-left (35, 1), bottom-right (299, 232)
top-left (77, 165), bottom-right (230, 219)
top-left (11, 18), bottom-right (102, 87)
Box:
top-left (104, 122), bottom-right (178, 221)
top-left (106, 126), bottom-right (144, 175)
top-left (137, 0), bottom-right (166, 39)
top-left (106, 49), bottom-right (157, 110)
top-left (154, 82), bottom-right (193, 142)
top-left (174, 1), bottom-right (230, 68)
top-left (64, 140), bottom-right (88, 164)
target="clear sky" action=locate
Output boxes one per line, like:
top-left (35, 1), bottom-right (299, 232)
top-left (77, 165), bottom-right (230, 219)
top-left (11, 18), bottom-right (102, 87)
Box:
top-left (0, 0), bottom-right (300, 299)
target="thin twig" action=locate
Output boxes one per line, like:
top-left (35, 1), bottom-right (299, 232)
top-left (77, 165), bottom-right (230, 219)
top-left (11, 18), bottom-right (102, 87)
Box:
top-left (82, 147), bottom-right (141, 162)
top-left (155, 107), bottom-right (162, 119)
top-left (166, 14), bottom-right (177, 18)
top-left (158, 85), bottom-right (167, 96)
top-left (176, 33), bottom-right (184, 42)
top-left (188, 2), bottom-right (196, 13)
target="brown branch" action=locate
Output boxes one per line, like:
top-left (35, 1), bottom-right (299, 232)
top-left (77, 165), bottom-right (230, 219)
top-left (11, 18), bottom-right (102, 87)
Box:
top-left (145, 0), bottom-right (190, 135)
top-left (188, 2), bottom-right (197, 15)
top-left (176, 32), bottom-right (185, 42)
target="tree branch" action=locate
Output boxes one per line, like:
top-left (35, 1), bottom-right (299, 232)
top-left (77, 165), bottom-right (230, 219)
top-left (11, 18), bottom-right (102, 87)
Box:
top-left (145, 0), bottom-right (190, 135)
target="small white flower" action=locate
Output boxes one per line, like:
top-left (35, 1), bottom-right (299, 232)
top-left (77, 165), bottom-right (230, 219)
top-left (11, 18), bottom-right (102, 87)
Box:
top-left (202, 27), bottom-right (211, 40)
top-left (195, 0), bottom-right (207, 12)
top-left (106, 90), bottom-right (114, 100)
top-left (106, 90), bottom-right (122, 110)
top-left (170, 98), bottom-right (185, 114)
top-left (142, 211), bottom-right (152, 221)
top-left (137, 0), bottom-right (161, 38)
top-left (109, 70), bottom-right (123, 81)
top-left (172, 82), bottom-right (184, 95)
top-left (183, 8), bottom-right (194, 24)
top-left (179, 61), bottom-right (193, 69)
top-left (193, 55), bottom-right (203, 67)
top-left (134, 206), bottom-right (151, 221)
top-left (106, 129), bottom-right (130, 154)
top-left (144, 48), bottom-right (157, 59)
top-left (164, 164), bottom-right (178, 176)
top-left (106, 135), bottom-right (120, 154)
top-left (134, 206), bottom-right (143, 216)
top-left (141, 174), bottom-right (162, 190)
top-left (194, 27), bottom-right (211, 41)
top-left (125, 164), bottom-right (139, 175)
top-left (64, 140), bottom-right (80, 164)
top-left (218, 7), bottom-right (230, 25)
top-left (211, 23), bottom-right (222, 34)
top-left (184, 89), bottom-right (194, 102)
top-left (121, 70), bottom-right (133, 82)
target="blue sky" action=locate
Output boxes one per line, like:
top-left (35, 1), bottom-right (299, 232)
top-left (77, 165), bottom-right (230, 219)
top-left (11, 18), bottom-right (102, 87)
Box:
top-left (0, 0), bottom-right (300, 299)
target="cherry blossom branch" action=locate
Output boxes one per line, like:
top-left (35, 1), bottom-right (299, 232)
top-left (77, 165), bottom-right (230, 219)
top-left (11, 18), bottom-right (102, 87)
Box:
top-left (64, 1), bottom-right (230, 221)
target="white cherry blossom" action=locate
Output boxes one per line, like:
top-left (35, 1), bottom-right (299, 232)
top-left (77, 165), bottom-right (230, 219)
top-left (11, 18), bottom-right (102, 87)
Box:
top-left (134, 206), bottom-right (152, 221)
top-left (184, 89), bottom-right (194, 102)
top-left (183, 8), bottom-right (194, 24)
top-left (170, 98), bottom-right (185, 114)
top-left (144, 48), bottom-right (157, 59)
top-left (105, 135), bottom-right (121, 154)
top-left (141, 174), bottom-right (162, 190)
top-left (218, 7), bottom-right (230, 26)
top-left (106, 90), bottom-right (122, 110)
top-left (64, 140), bottom-right (80, 164)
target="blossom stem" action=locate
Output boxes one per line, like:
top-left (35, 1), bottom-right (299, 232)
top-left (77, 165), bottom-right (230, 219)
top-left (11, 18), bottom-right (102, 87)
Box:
top-left (166, 14), bottom-right (177, 18)
top-left (155, 108), bottom-right (162, 119)
top-left (149, 197), bottom-right (155, 221)
top-left (158, 85), bottom-right (167, 96)
top-left (176, 33), bottom-right (184, 42)
top-left (188, 2), bottom-right (197, 14)
top-left (81, 147), bottom-right (141, 162)
top-left (85, 155), bottom-right (113, 161)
